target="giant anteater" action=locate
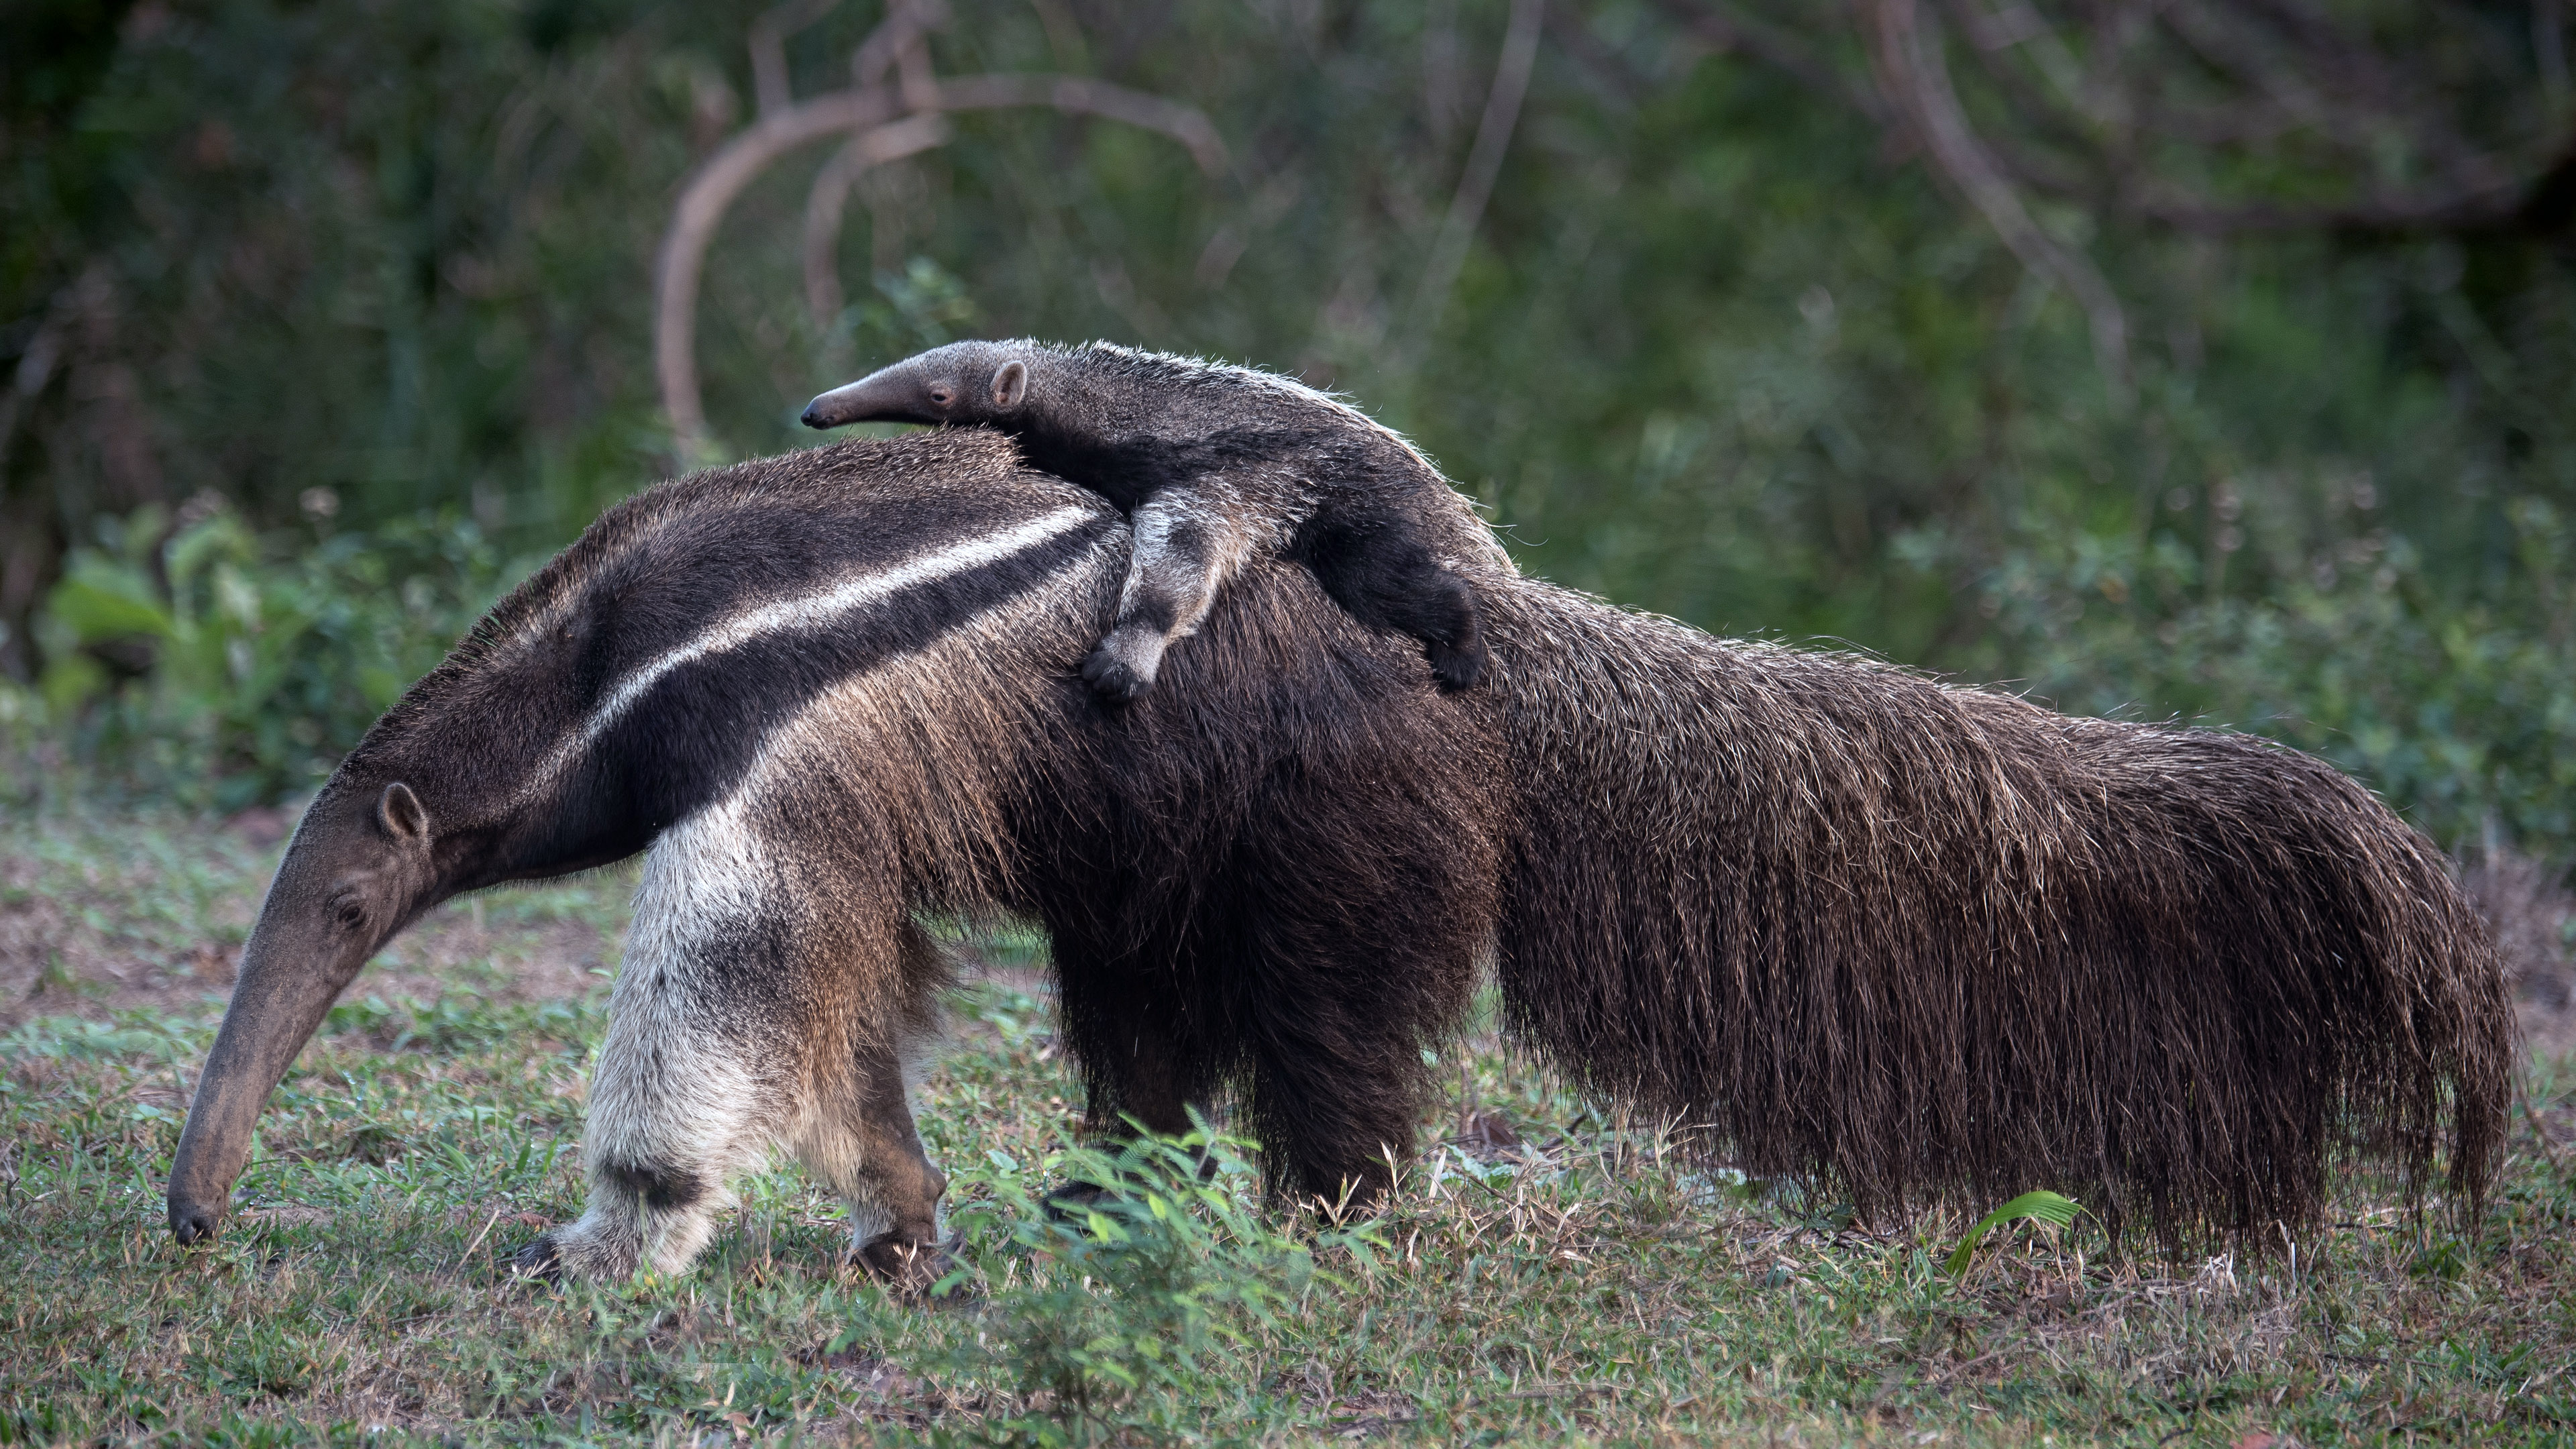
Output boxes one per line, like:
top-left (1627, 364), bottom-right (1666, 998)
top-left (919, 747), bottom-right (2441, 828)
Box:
top-left (166, 429), bottom-right (2509, 1283)
top-left (167, 429), bottom-right (1502, 1284)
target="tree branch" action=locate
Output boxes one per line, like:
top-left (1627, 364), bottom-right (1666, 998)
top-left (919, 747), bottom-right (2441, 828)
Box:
top-left (655, 9), bottom-right (1230, 457)
top-left (749, 0), bottom-right (841, 119)
top-left (1869, 0), bottom-right (2132, 402)
top-left (801, 114), bottom-right (954, 332)
top-left (1415, 0), bottom-right (1545, 336)
top-left (853, 0), bottom-right (947, 113)
top-left (655, 87), bottom-right (906, 460)
top-left (924, 73), bottom-right (1230, 175)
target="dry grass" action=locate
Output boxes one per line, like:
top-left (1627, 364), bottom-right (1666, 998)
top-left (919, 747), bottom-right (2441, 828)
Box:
top-left (0, 805), bottom-right (625, 1034)
top-left (3, 806), bottom-right (2570, 1446)
top-left (2464, 844), bottom-right (2576, 1060)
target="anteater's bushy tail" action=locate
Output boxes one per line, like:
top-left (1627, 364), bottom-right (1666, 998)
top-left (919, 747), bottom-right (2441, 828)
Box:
top-left (1479, 579), bottom-right (2513, 1247)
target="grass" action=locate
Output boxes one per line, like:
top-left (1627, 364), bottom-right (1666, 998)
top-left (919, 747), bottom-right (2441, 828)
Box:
top-left (1, 807), bottom-right (2571, 1446)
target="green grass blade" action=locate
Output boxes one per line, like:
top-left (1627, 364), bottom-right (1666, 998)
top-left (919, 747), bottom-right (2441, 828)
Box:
top-left (1945, 1190), bottom-right (2085, 1277)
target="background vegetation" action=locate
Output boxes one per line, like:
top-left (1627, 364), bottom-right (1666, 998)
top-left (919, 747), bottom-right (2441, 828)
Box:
top-left (3, 0), bottom-right (2573, 846)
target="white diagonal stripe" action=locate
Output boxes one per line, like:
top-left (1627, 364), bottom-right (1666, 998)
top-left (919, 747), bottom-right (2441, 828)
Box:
top-left (521, 504), bottom-right (1100, 796)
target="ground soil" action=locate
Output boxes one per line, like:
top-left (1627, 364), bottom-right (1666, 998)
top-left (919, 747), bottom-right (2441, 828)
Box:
top-left (0, 806), bottom-right (627, 1032)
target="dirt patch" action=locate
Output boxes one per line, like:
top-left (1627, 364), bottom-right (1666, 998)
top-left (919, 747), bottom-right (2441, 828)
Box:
top-left (0, 806), bottom-right (632, 1029)
top-left (2464, 847), bottom-right (2576, 1061)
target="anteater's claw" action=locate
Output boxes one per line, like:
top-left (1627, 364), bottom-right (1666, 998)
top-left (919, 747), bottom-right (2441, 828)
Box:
top-left (854, 1232), bottom-right (965, 1300)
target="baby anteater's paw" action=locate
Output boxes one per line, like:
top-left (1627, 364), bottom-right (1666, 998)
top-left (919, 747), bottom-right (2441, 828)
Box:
top-left (1080, 627), bottom-right (1165, 704)
top-left (1081, 647), bottom-right (1155, 704)
top-left (1427, 635), bottom-right (1487, 692)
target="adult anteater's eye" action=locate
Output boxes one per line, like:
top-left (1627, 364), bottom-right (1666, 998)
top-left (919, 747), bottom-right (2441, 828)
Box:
top-left (928, 384), bottom-right (955, 407)
top-left (330, 890), bottom-right (368, 932)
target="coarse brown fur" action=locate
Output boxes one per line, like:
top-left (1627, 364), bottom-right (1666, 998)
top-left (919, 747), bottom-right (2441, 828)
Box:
top-left (1468, 584), bottom-right (2513, 1248)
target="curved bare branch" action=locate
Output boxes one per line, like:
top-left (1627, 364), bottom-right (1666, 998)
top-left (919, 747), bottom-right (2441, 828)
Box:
top-left (802, 114), bottom-right (953, 331)
top-left (854, 0), bottom-right (947, 111)
top-left (654, 66), bottom-right (1228, 458)
top-left (924, 74), bottom-right (1231, 176)
top-left (749, 0), bottom-right (841, 119)
top-left (654, 88), bottom-right (905, 460)
top-left (1415, 0), bottom-right (1545, 336)
top-left (1870, 0), bottom-right (2132, 405)
top-left (1682, 0), bottom-right (2573, 252)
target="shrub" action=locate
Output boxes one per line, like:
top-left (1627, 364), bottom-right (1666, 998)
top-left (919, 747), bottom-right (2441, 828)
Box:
top-left (924, 1123), bottom-right (1379, 1446)
top-left (3, 498), bottom-right (527, 809)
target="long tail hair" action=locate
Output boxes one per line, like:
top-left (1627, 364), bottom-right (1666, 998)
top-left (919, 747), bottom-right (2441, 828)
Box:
top-left (1479, 579), bottom-right (2512, 1246)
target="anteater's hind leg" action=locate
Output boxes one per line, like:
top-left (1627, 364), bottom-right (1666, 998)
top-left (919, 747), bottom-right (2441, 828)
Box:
top-left (1295, 510), bottom-right (1488, 691)
top-left (1051, 863), bottom-right (1483, 1206)
top-left (789, 918), bottom-right (956, 1295)
top-left (1234, 924), bottom-right (1479, 1206)
top-left (1226, 728), bottom-right (1494, 1203)
top-left (1044, 926), bottom-right (1226, 1210)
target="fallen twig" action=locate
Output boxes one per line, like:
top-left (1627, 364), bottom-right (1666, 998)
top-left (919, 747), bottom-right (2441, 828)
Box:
top-left (455, 1203), bottom-right (505, 1277)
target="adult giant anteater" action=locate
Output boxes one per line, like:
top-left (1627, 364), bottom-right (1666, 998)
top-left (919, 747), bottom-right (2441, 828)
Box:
top-left (166, 429), bottom-right (1503, 1283)
top-left (166, 430), bottom-right (2509, 1281)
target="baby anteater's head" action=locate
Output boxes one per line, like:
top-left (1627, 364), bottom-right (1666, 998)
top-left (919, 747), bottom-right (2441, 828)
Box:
top-left (801, 341), bottom-right (1035, 431)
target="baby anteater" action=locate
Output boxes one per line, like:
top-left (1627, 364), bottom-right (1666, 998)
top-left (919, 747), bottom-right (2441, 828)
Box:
top-left (802, 339), bottom-right (1497, 702)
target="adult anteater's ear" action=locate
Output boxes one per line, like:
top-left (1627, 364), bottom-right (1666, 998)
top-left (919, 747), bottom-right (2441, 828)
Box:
top-left (378, 782), bottom-right (429, 842)
top-left (989, 360), bottom-right (1028, 411)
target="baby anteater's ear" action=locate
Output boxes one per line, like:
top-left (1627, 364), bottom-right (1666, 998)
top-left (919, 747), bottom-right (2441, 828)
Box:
top-left (989, 360), bottom-right (1028, 411)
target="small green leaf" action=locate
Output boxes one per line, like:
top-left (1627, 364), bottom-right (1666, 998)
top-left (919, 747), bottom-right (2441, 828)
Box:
top-left (48, 574), bottom-right (175, 643)
top-left (1945, 1189), bottom-right (2084, 1276)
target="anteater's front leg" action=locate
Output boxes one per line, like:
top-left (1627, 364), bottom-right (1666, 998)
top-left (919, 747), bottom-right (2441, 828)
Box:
top-left (1082, 487), bottom-right (1269, 704)
top-left (515, 809), bottom-right (949, 1283)
top-left (519, 934), bottom-right (787, 1280)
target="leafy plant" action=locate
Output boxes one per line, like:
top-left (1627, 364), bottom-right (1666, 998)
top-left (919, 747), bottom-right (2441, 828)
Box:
top-left (930, 1120), bottom-right (1374, 1445)
top-left (9, 499), bottom-right (527, 807)
top-left (1944, 1190), bottom-right (2085, 1277)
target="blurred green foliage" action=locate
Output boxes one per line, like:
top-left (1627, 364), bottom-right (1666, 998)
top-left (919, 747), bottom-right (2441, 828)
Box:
top-left (8, 498), bottom-right (521, 810)
top-left (3, 1), bottom-right (2570, 851)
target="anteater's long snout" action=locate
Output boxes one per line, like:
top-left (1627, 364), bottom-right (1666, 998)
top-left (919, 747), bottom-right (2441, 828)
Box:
top-left (168, 794), bottom-right (437, 1244)
top-left (167, 892), bottom-right (376, 1242)
top-left (801, 366), bottom-right (914, 429)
